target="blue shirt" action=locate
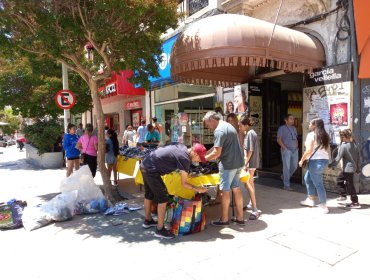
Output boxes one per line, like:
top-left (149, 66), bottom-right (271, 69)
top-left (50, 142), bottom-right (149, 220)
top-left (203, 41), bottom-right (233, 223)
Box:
top-left (277, 125), bottom-right (298, 150)
top-left (63, 133), bottom-right (80, 159)
top-left (137, 125), bottom-right (147, 143)
top-left (145, 130), bottom-right (160, 142)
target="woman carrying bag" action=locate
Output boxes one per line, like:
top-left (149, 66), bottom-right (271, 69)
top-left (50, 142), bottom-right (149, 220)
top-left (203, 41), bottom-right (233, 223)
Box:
top-left (76, 123), bottom-right (98, 177)
top-left (299, 118), bottom-right (330, 214)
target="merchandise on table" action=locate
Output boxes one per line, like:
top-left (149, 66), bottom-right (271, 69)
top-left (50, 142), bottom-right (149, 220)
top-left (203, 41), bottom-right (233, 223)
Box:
top-left (118, 145), bottom-right (156, 160)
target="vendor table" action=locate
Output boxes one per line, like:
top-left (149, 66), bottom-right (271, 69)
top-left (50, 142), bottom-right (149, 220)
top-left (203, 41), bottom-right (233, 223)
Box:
top-left (117, 155), bottom-right (249, 200)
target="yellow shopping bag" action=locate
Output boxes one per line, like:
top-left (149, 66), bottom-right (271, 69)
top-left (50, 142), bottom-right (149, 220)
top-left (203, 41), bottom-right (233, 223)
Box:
top-left (239, 169), bottom-right (250, 183)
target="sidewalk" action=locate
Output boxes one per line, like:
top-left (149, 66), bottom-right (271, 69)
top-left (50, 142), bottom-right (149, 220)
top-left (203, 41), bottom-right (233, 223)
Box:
top-left (1, 144), bottom-right (370, 280)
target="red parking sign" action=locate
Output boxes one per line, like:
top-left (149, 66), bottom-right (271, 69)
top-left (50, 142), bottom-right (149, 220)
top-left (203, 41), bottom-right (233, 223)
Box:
top-left (55, 90), bottom-right (76, 110)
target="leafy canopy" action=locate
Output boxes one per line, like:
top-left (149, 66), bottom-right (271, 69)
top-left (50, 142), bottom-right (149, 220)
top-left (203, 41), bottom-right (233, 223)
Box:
top-left (0, 55), bottom-right (92, 119)
top-left (0, 0), bottom-right (179, 87)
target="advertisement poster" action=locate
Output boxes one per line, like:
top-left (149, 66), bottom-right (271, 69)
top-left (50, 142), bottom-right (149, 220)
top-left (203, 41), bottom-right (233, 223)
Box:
top-left (303, 63), bottom-right (352, 191)
top-left (223, 83), bottom-right (248, 117)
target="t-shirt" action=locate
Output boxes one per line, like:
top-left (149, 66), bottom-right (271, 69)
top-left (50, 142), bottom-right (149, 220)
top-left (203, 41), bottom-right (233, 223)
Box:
top-left (305, 131), bottom-right (329, 160)
top-left (123, 130), bottom-right (135, 143)
top-left (141, 144), bottom-right (191, 175)
top-left (78, 134), bottom-right (98, 156)
top-left (145, 130), bottom-right (161, 142)
top-left (214, 121), bottom-right (244, 170)
top-left (277, 125), bottom-right (298, 150)
top-left (137, 125), bottom-right (147, 143)
top-left (63, 133), bottom-right (80, 159)
top-left (244, 129), bottom-right (260, 168)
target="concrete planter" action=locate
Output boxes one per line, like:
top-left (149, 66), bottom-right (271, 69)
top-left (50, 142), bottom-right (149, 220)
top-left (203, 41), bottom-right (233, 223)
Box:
top-left (25, 144), bottom-right (64, 169)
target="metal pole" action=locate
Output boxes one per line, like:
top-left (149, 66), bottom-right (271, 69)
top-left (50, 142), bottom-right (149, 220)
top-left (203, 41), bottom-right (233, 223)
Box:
top-left (62, 62), bottom-right (69, 133)
top-left (348, 0), bottom-right (361, 143)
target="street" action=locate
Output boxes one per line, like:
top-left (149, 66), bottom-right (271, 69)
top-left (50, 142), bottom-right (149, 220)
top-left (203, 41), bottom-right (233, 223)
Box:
top-left (1, 144), bottom-right (370, 280)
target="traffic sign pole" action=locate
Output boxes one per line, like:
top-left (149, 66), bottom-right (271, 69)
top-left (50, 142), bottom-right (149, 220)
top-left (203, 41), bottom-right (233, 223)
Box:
top-left (62, 63), bottom-right (69, 133)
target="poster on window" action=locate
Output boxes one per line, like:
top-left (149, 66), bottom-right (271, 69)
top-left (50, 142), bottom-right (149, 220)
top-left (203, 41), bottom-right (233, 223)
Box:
top-left (302, 63), bottom-right (353, 191)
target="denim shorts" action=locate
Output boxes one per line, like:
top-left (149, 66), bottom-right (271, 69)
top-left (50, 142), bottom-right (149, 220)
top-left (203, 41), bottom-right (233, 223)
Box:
top-left (219, 167), bottom-right (242, 192)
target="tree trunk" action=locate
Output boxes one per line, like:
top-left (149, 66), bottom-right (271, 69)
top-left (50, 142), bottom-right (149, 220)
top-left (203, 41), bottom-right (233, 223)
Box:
top-left (88, 79), bottom-right (120, 204)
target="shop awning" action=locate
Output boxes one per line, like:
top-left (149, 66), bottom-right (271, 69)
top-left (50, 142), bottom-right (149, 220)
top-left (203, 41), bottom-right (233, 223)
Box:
top-left (353, 0), bottom-right (370, 79)
top-left (170, 14), bottom-right (326, 86)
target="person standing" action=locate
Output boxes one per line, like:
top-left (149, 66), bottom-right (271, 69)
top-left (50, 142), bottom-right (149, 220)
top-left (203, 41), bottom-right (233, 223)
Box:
top-left (76, 123), bottom-right (84, 137)
top-left (141, 143), bottom-right (208, 239)
top-left (63, 123), bottom-right (80, 177)
top-left (122, 125), bottom-right (135, 146)
top-left (277, 114), bottom-right (299, 191)
top-left (203, 111), bottom-right (245, 226)
top-left (329, 129), bottom-right (361, 209)
top-left (105, 129), bottom-right (120, 186)
top-left (136, 120), bottom-right (147, 147)
top-left (239, 114), bottom-right (261, 220)
top-left (76, 123), bottom-right (98, 177)
top-left (152, 116), bottom-right (163, 134)
top-left (144, 123), bottom-right (160, 147)
top-left (299, 118), bottom-right (330, 214)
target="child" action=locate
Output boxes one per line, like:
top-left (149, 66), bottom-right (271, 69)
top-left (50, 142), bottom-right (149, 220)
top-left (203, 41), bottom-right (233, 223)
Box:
top-left (329, 129), bottom-right (360, 209)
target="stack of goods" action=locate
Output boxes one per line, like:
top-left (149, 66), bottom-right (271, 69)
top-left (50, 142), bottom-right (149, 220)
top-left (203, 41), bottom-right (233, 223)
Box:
top-left (188, 161), bottom-right (219, 177)
top-left (118, 146), bottom-right (156, 160)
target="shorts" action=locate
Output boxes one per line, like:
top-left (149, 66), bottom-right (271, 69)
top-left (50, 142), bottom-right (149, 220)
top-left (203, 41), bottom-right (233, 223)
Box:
top-left (67, 157), bottom-right (80, 161)
top-left (219, 167), bottom-right (242, 192)
top-left (141, 167), bottom-right (169, 204)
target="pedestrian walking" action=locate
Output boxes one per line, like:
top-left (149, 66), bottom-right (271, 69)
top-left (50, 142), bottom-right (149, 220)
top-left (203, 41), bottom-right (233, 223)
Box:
top-left (76, 123), bottom-right (98, 177)
top-left (299, 118), bottom-right (330, 214)
top-left (203, 111), bottom-right (245, 226)
top-left (239, 114), bottom-right (261, 220)
top-left (105, 129), bottom-right (119, 186)
top-left (63, 123), bottom-right (80, 177)
top-left (141, 143), bottom-right (208, 239)
top-left (277, 114), bottom-right (299, 191)
top-left (329, 129), bottom-right (361, 209)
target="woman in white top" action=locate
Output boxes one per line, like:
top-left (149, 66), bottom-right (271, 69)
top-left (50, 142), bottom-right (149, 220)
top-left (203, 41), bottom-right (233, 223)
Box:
top-left (299, 118), bottom-right (330, 214)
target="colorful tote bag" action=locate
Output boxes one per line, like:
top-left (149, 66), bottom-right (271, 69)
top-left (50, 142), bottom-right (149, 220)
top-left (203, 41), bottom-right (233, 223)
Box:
top-left (0, 199), bottom-right (27, 230)
top-left (171, 195), bottom-right (206, 236)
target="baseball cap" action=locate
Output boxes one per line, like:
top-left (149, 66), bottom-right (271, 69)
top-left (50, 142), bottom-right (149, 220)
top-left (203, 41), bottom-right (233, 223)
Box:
top-left (193, 143), bottom-right (207, 163)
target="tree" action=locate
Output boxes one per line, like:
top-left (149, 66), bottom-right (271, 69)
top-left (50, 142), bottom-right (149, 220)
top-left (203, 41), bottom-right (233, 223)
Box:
top-left (0, 55), bottom-right (92, 119)
top-left (0, 106), bottom-right (20, 135)
top-left (0, 0), bottom-right (179, 202)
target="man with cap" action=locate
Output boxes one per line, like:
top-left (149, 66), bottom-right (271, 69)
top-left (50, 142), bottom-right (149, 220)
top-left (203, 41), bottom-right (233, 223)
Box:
top-left (141, 143), bottom-right (209, 239)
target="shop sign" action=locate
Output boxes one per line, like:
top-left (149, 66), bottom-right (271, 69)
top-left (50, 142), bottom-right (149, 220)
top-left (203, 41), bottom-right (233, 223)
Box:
top-left (100, 70), bottom-right (145, 98)
top-left (105, 83), bottom-right (117, 95)
top-left (149, 34), bottom-right (178, 88)
top-left (125, 100), bottom-right (142, 110)
top-left (189, 0), bottom-right (209, 16)
top-left (304, 63), bottom-right (352, 87)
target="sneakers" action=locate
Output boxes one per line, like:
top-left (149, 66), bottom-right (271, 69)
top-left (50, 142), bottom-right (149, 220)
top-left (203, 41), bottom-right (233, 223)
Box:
top-left (249, 211), bottom-right (261, 220)
top-left (231, 217), bottom-right (246, 225)
top-left (210, 219), bottom-right (230, 227)
top-left (142, 219), bottom-right (158, 229)
top-left (243, 202), bottom-right (253, 211)
top-left (318, 204), bottom-right (329, 214)
top-left (300, 197), bottom-right (315, 207)
top-left (336, 196), bottom-right (347, 202)
top-left (154, 227), bottom-right (175, 239)
top-left (344, 203), bottom-right (361, 209)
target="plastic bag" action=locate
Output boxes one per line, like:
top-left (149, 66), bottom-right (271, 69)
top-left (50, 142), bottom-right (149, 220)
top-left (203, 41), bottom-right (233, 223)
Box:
top-left (41, 191), bottom-right (78, 221)
top-left (22, 205), bottom-right (53, 231)
top-left (0, 199), bottom-right (27, 230)
top-left (60, 165), bottom-right (104, 202)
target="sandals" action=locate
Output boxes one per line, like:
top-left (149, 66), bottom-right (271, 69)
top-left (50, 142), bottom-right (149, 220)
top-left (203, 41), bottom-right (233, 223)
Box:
top-left (231, 217), bottom-right (245, 225)
top-left (210, 219), bottom-right (230, 226)
top-left (249, 211), bottom-right (260, 220)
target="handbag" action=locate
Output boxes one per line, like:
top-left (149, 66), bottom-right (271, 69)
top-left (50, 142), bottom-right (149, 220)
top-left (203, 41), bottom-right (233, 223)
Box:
top-left (171, 194), bottom-right (206, 236)
top-left (302, 144), bottom-right (321, 168)
top-left (0, 200), bottom-right (27, 230)
top-left (80, 136), bottom-right (91, 165)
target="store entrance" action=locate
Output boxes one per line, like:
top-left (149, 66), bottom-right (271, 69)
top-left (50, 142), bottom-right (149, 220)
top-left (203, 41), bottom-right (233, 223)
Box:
top-left (258, 74), bottom-right (303, 182)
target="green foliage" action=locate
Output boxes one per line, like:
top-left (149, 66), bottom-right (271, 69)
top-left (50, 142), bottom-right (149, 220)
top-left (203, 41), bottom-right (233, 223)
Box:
top-left (0, 55), bottom-right (92, 119)
top-left (0, 0), bottom-right (179, 88)
top-left (23, 119), bottom-right (63, 154)
top-left (0, 107), bottom-right (20, 135)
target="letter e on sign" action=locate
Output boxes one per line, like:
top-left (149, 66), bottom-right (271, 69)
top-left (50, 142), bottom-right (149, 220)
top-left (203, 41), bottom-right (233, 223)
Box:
top-left (55, 90), bottom-right (76, 110)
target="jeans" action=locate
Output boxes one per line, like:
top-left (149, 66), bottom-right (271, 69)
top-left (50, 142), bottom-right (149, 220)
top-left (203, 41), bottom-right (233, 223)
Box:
top-left (304, 159), bottom-right (329, 204)
top-left (281, 148), bottom-right (298, 187)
